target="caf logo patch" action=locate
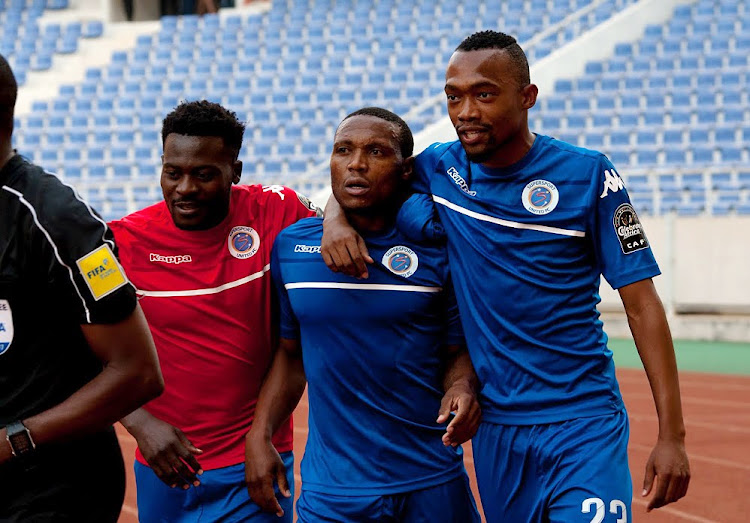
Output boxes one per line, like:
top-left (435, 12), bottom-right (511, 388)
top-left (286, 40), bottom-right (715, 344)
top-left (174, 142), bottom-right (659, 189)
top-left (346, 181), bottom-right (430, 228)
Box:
top-left (382, 246), bottom-right (418, 278)
top-left (522, 180), bottom-right (559, 215)
top-left (613, 203), bottom-right (649, 254)
top-left (228, 226), bottom-right (260, 259)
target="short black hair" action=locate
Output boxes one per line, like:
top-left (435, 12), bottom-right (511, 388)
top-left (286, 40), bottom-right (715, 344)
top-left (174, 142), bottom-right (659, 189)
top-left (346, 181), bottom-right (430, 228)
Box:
top-left (341, 107), bottom-right (414, 158)
top-left (456, 30), bottom-right (531, 86)
top-left (162, 100), bottom-right (245, 159)
top-left (0, 54), bottom-right (17, 136)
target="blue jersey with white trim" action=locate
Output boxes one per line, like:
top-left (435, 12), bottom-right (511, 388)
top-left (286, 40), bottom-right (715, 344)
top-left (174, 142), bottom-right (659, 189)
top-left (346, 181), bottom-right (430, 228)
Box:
top-left (272, 217), bottom-right (465, 495)
top-left (408, 135), bottom-right (660, 425)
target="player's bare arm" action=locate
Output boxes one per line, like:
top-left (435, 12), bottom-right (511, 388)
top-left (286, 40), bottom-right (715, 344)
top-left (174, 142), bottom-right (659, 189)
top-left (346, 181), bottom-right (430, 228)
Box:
top-left (121, 407), bottom-right (204, 490)
top-left (245, 337), bottom-right (307, 517)
top-left (619, 279), bottom-right (691, 511)
top-left (0, 304), bottom-right (163, 465)
top-left (437, 344), bottom-right (481, 447)
top-left (321, 193), bottom-right (372, 278)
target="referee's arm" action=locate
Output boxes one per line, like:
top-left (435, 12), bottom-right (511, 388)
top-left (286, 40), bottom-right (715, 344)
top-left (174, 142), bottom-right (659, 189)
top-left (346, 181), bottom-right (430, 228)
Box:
top-left (0, 304), bottom-right (163, 462)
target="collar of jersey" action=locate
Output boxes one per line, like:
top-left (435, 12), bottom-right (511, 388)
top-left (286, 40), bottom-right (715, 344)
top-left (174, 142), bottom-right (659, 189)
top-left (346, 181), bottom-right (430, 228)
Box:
top-left (472, 133), bottom-right (546, 179)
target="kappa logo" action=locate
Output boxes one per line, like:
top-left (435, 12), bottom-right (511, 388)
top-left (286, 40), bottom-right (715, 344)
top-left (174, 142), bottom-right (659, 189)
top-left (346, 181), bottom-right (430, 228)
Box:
top-left (294, 244), bottom-right (321, 254)
top-left (263, 185), bottom-right (285, 200)
top-left (446, 167), bottom-right (476, 197)
top-left (600, 169), bottom-right (625, 199)
top-left (150, 253), bottom-right (193, 265)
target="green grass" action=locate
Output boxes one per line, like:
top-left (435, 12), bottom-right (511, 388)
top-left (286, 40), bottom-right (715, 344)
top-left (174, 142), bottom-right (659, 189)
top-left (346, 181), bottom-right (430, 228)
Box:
top-left (609, 338), bottom-right (750, 375)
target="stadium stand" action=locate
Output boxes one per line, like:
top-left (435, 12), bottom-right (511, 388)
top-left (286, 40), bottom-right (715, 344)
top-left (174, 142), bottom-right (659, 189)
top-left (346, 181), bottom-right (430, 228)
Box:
top-left (9, 0), bottom-right (646, 221)
top-left (6, 0), bottom-right (749, 221)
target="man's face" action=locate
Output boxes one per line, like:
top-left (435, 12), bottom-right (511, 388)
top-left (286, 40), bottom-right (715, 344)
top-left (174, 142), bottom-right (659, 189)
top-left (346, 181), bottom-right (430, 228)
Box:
top-left (445, 48), bottom-right (537, 166)
top-left (330, 115), bottom-right (412, 214)
top-left (161, 134), bottom-right (241, 230)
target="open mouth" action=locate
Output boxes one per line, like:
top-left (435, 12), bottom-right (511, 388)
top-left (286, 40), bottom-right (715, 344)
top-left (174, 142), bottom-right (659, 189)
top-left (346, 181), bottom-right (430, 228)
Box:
top-left (458, 126), bottom-right (489, 146)
top-left (344, 179), bottom-right (370, 196)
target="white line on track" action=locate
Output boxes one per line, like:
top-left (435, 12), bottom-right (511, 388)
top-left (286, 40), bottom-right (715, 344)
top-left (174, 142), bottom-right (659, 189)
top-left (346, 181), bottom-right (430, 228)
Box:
top-left (631, 498), bottom-right (718, 523)
top-left (629, 443), bottom-right (750, 472)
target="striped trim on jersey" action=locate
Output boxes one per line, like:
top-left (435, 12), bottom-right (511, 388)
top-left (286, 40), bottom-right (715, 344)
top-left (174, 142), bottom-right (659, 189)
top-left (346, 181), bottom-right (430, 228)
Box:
top-left (432, 195), bottom-right (586, 238)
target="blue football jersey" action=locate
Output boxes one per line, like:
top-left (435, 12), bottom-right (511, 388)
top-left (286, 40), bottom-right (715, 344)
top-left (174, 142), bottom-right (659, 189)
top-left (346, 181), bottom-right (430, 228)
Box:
top-left (272, 217), bottom-right (466, 495)
top-left (405, 135), bottom-right (660, 425)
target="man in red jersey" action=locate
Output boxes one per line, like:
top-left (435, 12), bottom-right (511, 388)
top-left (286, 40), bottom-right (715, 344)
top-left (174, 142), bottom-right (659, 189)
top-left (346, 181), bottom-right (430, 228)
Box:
top-left (109, 100), bottom-right (320, 522)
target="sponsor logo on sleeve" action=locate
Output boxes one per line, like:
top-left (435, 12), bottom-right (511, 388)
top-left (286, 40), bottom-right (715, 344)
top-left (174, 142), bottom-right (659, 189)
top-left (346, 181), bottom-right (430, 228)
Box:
top-left (613, 203), bottom-right (649, 254)
top-left (297, 193), bottom-right (322, 216)
top-left (522, 180), bottom-right (559, 215)
top-left (446, 167), bottom-right (477, 196)
top-left (149, 253), bottom-right (193, 265)
top-left (228, 226), bottom-right (260, 259)
top-left (294, 244), bottom-right (321, 254)
top-left (382, 246), bottom-right (419, 278)
top-left (600, 169), bottom-right (625, 199)
top-left (76, 244), bottom-right (129, 300)
top-left (262, 185), bottom-right (286, 200)
top-left (0, 300), bottom-right (14, 356)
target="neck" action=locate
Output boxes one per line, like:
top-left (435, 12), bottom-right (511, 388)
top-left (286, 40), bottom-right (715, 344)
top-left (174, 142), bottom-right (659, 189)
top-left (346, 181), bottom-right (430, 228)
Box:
top-left (482, 126), bottom-right (536, 169)
top-left (0, 140), bottom-right (13, 171)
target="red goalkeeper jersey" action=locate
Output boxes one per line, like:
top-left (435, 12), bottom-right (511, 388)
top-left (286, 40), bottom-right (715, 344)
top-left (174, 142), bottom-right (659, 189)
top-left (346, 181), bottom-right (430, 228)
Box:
top-left (110, 184), bottom-right (318, 470)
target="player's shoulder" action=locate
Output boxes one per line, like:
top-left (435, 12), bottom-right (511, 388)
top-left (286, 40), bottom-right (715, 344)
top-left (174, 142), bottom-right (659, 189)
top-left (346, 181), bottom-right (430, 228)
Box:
top-left (109, 201), bottom-right (167, 233)
top-left (277, 217), bottom-right (323, 242)
top-left (418, 140), bottom-right (465, 164)
top-left (238, 183), bottom-right (300, 206)
top-left (543, 134), bottom-right (608, 166)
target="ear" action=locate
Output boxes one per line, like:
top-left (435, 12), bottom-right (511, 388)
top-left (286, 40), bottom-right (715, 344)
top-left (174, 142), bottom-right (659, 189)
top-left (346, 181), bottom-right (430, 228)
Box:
top-left (232, 160), bottom-right (242, 184)
top-left (521, 83), bottom-right (538, 110)
top-left (401, 156), bottom-right (414, 182)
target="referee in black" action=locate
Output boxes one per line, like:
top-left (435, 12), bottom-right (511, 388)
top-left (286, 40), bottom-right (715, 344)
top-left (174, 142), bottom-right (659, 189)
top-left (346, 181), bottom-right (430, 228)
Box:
top-left (0, 55), bottom-right (164, 521)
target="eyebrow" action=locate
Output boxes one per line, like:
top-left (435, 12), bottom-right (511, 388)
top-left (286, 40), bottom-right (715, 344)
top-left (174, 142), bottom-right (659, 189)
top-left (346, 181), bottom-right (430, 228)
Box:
top-left (333, 138), bottom-right (396, 149)
top-left (445, 80), bottom-right (500, 91)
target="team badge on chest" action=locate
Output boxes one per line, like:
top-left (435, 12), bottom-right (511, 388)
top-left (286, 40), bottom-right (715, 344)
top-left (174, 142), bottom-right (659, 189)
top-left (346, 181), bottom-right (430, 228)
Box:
top-left (522, 180), bottom-right (559, 215)
top-left (228, 226), bottom-right (260, 259)
top-left (0, 299), bottom-right (14, 356)
top-left (382, 246), bottom-right (419, 278)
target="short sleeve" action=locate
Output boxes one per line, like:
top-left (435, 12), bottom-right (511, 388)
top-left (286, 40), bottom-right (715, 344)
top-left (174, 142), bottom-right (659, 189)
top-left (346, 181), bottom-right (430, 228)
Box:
top-left (412, 144), bottom-right (441, 195)
top-left (396, 193), bottom-right (445, 242)
top-left (36, 176), bottom-right (136, 324)
top-left (270, 236), bottom-right (300, 340)
top-left (263, 185), bottom-right (321, 230)
top-left (590, 155), bottom-right (661, 289)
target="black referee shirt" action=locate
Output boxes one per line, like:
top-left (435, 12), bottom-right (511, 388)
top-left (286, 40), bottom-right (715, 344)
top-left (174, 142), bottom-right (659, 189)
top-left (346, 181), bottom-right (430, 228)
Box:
top-left (0, 155), bottom-right (137, 426)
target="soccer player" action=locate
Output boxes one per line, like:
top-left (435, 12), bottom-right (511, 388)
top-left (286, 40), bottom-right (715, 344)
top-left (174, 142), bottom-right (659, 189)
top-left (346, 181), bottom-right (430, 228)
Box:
top-left (321, 32), bottom-right (690, 521)
top-left (109, 101), bottom-right (320, 522)
top-left (245, 108), bottom-right (481, 522)
top-left (0, 55), bottom-right (163, 521)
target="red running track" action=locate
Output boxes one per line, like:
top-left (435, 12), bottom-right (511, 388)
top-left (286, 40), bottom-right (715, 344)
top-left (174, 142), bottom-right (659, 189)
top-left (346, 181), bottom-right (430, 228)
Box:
top-left (117, 368), bottom-right (750, 522)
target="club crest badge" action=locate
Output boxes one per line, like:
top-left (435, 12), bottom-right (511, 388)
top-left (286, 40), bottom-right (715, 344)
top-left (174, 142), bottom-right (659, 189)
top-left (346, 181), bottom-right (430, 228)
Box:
top-left (522, 180), bottom-right (559, 215)
top-left (0, 300), bottom-right (14, 356)
top-left (382, 246), bottom-right (418, 278)
top-left (228, 226), bottom-right (260, 259)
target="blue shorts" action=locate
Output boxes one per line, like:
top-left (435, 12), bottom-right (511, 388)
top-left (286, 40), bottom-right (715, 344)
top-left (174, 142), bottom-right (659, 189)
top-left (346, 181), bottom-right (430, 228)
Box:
top-left (134, 451), bottom-right (294, 523)
top-left (296, 472), bottom-right (480, 523)
top-left (473, 410), bottom-right (632, 523)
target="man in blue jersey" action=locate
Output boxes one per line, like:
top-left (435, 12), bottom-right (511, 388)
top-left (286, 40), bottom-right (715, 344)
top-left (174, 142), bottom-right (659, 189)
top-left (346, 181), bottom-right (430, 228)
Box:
top-left (322, 32), bottom-right (690, 521)
top-left (245, 107), bottom-right (481, 522)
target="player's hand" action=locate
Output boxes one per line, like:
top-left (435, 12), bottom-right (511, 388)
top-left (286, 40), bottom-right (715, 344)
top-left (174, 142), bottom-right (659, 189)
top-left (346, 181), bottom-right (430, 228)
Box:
top-left (321, 213), bottom-right (373, 278)
top-left (437, 381), bottom-right (481, 447)
top-left (131, 417), bottom-right (203, 489)
top-left (245, 431), bottom-right (291, 517)
top-left (641, 438), bottom-right (690, 511)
